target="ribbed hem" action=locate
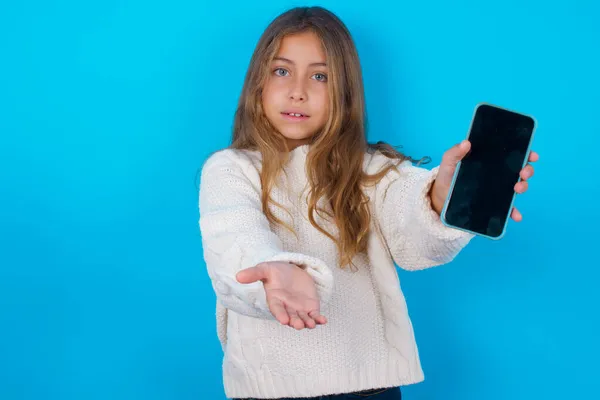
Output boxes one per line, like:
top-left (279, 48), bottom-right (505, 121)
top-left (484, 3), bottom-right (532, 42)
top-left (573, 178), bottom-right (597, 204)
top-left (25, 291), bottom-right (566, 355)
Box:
top-left (223, 351), bottom-right (424, 399)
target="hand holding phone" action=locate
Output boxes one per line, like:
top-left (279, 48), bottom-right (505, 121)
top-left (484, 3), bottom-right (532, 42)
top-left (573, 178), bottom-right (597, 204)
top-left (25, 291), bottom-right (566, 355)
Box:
top-left (433, 103), bottom-right (539, 239)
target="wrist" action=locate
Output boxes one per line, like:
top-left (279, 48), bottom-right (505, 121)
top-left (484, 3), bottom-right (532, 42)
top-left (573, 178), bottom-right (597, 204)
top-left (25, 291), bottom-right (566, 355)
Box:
top-left (429, 182), bottom-right (445, 215)
top-left (264, 261), bottom-right (302, 270)
top-left (288, 261), bottom-right (304, 270)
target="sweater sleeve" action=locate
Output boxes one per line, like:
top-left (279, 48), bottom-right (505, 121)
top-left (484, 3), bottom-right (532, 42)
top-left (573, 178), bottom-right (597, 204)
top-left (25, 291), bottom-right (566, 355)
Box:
top-left (373, 158), bottom-right (475, 271)
top-left (198, 150), bottom-right (334, 320)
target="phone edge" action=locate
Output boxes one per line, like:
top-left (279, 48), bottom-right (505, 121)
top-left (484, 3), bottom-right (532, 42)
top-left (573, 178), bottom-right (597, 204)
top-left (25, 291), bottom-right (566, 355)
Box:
top-left (496, 106), bottom-right (538, 240)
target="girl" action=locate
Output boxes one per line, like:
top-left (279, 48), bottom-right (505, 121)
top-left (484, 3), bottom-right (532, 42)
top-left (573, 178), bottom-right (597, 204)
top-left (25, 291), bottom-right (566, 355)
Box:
top-left (198, 6), bottom-right (538, 400)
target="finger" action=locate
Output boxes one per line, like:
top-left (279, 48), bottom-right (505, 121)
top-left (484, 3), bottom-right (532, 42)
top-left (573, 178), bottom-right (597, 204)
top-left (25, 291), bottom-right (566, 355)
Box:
top-left (297, 310), bottom-right (316, 329)
top-left (269, 298), bottom-right (290, 325)
top-left (514, 180), bottom-right (529, 194)
top-left (520, 164), bottom-right (534, 180)
top-left (285, 305), bottom-right (305, 330)
top-left (441, 140), bottom-right (471, 167)
top-left (511, 207), bottom-right (523, 222)
top-left (309, 310), bottom-right (327, 325)
top-left (235, 263), bottom-right (267, 284)
top-left (528, 151), bottom-right (539, 162)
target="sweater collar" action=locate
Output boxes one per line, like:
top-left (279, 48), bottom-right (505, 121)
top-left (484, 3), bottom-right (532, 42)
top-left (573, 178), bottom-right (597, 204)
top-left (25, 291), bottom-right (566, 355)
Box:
top-left (287, 144), bottom-right (310, 168)
top-left (289, 144), bottom-right (310, 155)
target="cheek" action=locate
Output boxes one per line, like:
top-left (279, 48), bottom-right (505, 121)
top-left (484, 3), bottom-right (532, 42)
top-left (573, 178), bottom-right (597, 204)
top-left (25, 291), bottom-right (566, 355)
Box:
top-left (315, 88), bottom-right (329, 118)
top-left (261, 84), bottom-right (272, 107)
top-left (262, 82), bottom-right (283, 110)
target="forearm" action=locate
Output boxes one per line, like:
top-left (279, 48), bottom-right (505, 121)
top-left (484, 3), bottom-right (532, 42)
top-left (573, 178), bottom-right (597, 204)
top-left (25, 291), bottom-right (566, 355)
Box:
top-left (376, 163), bottom-right (474, 271)
top-left (199, 151), bottom-right (333, 318)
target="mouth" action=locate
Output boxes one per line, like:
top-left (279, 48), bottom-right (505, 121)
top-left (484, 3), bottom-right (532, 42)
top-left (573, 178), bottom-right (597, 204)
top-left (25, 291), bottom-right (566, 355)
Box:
top-left (281, 111), bottom-right (310, 121)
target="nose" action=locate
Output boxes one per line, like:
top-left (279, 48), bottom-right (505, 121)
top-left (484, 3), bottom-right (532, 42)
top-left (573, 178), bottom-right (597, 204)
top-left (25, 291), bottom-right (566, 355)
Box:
top-left (289, 77), bottom-right (307, 101)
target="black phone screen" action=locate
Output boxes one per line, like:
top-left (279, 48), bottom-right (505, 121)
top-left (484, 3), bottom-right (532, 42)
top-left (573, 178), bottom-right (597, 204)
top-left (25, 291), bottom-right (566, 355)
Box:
top-left (443, 104), bottom-right (535, 238)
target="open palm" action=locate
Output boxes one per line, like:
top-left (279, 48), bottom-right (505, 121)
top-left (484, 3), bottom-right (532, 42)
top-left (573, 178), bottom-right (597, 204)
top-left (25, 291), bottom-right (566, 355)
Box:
top-left (236, 261), bottom-right (327, 330)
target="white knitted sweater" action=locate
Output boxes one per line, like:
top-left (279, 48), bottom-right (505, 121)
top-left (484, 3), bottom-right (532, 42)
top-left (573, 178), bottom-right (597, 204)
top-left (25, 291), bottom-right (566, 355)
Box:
top-left (198, 144), bottom-right (474, 399)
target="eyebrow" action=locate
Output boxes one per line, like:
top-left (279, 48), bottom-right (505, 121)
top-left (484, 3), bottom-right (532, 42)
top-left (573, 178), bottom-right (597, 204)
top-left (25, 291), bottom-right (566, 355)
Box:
top-left (273, 56), bottom-right (327, 67)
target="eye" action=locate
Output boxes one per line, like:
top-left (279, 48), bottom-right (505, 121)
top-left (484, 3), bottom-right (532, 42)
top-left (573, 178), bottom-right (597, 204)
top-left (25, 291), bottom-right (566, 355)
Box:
top-left (273, 68), bottom-right (289, 77)
top-left (312, 73), bottom-right (328, 82)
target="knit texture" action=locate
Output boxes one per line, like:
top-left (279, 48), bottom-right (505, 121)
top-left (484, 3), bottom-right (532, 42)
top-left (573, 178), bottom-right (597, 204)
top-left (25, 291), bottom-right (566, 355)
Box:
top-left (198, 144), bottom-right (474, 399)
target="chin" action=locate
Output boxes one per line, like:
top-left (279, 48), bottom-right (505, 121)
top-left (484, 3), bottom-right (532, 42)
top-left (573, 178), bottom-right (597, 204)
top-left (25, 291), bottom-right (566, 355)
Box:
top-left (283, 135), bottom-right (313, 143)
top-left (279, 130), bottom-right (314, 143)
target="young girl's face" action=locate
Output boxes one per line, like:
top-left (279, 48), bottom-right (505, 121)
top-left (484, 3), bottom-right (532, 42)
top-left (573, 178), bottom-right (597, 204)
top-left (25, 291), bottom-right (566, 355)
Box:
top-left (262, 31), bottom-right (329, 149)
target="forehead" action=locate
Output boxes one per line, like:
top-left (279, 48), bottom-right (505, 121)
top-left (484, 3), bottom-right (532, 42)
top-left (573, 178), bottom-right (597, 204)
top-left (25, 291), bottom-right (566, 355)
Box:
top-left (276, 31), bottom-right (326, 62)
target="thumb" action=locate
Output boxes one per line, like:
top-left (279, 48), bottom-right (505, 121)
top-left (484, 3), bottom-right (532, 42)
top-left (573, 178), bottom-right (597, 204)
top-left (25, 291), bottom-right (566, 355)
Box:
top-left (236, 264), bottom-right (268, 284)
top-left (442, 140), bottom-right (471, 167)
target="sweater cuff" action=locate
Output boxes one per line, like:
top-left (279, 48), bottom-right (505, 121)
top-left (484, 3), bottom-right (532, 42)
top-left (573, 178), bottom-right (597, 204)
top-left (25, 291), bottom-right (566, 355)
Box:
top-left (262, 252), bottom-right (334, 304)
top-left (415, 166), bottom-right (474, 242)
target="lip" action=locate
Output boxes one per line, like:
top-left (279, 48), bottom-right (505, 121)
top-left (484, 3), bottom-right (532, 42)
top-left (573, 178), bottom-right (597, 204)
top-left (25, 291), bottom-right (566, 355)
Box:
top-left (281, 110), bottom-right (310, 122)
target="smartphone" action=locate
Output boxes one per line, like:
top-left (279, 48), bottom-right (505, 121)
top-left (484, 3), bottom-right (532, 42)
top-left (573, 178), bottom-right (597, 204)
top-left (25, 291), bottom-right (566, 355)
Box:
top-left (441, 103), bottom-right (537, 239)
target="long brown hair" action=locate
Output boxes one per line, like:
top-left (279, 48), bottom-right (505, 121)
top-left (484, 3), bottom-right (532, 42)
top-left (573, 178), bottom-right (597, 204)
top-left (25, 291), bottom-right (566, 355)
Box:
top-left (230, 6), bottom-right (426, 269)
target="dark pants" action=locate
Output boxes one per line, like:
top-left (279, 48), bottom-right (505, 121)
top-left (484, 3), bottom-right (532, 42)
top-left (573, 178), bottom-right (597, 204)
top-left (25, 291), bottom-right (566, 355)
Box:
top-left (234, 386), bottom-right (402, 400)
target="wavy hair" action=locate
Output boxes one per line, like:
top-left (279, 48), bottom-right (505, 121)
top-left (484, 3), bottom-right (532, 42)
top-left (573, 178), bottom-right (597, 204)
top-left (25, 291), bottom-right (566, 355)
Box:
top-left (229, 6), bottom-right (426, 269)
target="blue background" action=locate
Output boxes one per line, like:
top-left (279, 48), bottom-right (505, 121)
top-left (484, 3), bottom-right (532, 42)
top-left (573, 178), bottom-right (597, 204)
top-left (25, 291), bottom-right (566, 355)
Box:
top-left (1, 1), bottom-right (598, 399)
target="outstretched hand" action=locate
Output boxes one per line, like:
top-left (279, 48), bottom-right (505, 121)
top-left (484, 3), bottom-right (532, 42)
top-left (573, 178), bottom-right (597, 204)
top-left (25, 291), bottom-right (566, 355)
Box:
top-left (236, 261), bottom-right (327, 330)
top-left (430, 140), bottom-right (539, 221)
